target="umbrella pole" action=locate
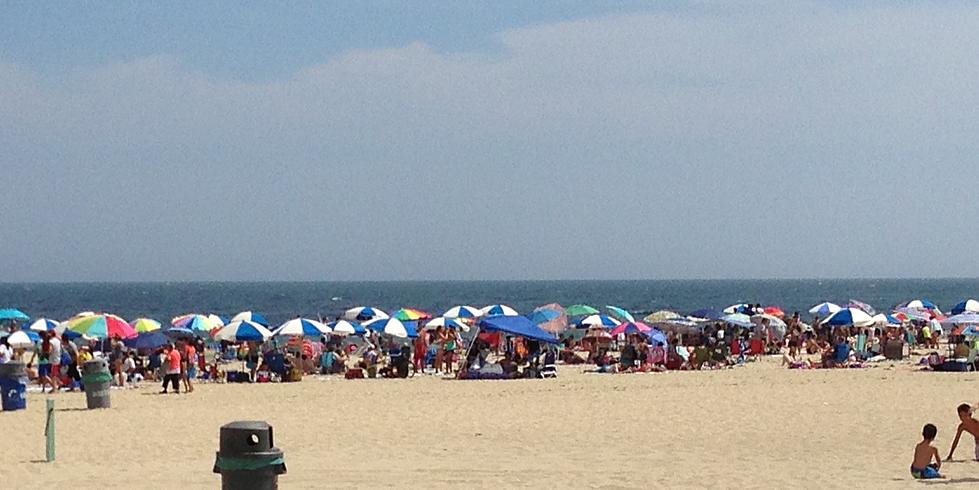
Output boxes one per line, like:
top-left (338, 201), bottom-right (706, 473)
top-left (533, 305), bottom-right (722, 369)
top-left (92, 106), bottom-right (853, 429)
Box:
top-left (458, 327), bottom-right (480, 379)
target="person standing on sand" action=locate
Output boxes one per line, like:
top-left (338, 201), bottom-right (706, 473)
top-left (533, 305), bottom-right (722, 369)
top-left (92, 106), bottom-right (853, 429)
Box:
top-left (161, 344), bottom-right (181, 394)
top-left (183, 341), bottom-right (197, 393)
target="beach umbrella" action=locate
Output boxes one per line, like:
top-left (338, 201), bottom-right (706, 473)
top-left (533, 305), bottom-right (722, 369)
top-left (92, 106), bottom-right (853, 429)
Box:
top-left (750, 314), bottom-right (786, 327)
top-left (576, 314), bottom-right (621, 329)
top-left (124, 332), bottom-right (170, 350)
top-left (721, 313), bottom-right (753, 328)
top-left (65, 313), bottom-right (137, 339)
top-left (0, 308), bottom-right (30, 322)
top-left (583, 327), bottom-right (613, 341)
top-left (565, 304), bottom-right (600, 317)
top-left (609, 321), bottom-right (652, 336)
top-left (808, 302), bottom-right (841, 317)
top-left (605, 305), bottom-right (635, 323)
top-left (650, 318), bottom-right (700, 335)
top-left (214, 320), bottom-right (273, 342)
top-left (846, 299), bottom-right (876, 316)
top-left (821, 308), bottom-right (874, 327)
top-left (763, 306), bottom-right (785, 318)
top-left (904, 299), bottom-right (939, 311)
top-left (6, 330), bottom-right (37, 349)
top-left (644, 310), bottom-right (681, 323)
top-left (688, 308), bottom-right (723, 321)
top-left (343, 306), bottom-right (389, 322)
top-left (531, 303), bottom-right (568, 334)
top-left (28, 318), bottom-right (60, 332)
top-left (872, 314), bottom-right (902, 326)
top-left (327, 320), bottom-right (366, 336)
top-left (363, 317), bottom-right (415, 339)
top-left (941, 312), bottom-right (979, 327)
top-left (893, 307), bottom-right (932, 321)
top-left (950, 300), bottom-right (979, 315)
top-left (230, 311), bottom-right (270, 327)
top-left (173, 314), bottom-right (222, 332)
top-left (390, 308), bottom-right (432, 321)
top-left (273, 318), bottom-right (331, 338)
top-left (130, 318), bottom-right (162, 334)
top-left (646, 328), bottom-right (668, 346)
top-left (162, 326), bottom-right (196, 340)
top-left (723, 304), bottom-right (752, 315)
top-left (477, 315), bottom-right (558, 343)
top-left (442, 305), bottom-right (481, 319)
top-left (425, 317), bottom-right (470, 331)
top-left (480, 304), bottom-right (519, 317)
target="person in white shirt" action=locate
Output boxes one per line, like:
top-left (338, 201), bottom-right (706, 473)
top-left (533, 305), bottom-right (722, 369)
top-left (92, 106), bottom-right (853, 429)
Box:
top-left (0, 337), bottom-right (12, 363)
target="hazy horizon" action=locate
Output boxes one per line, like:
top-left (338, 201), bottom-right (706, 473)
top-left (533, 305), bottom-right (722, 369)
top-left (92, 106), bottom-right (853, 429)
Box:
top-left (3, 1), bottom-right (978, 282)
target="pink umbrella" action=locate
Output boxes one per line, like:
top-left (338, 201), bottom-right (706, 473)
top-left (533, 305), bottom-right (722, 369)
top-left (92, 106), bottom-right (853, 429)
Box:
top-left (609, 321), bottom-right (652, 336)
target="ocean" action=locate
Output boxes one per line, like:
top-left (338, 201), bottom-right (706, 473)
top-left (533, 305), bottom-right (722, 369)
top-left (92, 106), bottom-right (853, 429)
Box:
top-left (1, 279), bottom-right (977, 324)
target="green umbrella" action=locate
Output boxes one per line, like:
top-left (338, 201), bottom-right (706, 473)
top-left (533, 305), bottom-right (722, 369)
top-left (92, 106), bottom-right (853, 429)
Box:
top-left (606, 305), bottom-right (635, 323)
top-left (565, 304), bottom-right (600, 317)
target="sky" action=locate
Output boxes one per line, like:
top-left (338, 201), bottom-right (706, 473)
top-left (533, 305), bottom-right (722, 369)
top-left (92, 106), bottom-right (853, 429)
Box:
top-left (2, 1), bottom-right (978, 281)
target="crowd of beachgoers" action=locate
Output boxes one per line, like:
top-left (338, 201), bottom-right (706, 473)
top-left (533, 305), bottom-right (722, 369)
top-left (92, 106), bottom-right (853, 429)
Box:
top-left (1, 298), bottom-right (978, 392)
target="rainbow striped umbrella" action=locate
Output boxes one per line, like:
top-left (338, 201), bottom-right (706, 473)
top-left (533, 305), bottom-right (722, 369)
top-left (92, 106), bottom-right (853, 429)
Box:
top-left (130, 318), bottom-right (162, 334)
top-left (390, 308), bottom-right (432, 321)
top-left (173, 314), bottom-right (222, 332)
top-left (66, 313), bottom-right (137, 339)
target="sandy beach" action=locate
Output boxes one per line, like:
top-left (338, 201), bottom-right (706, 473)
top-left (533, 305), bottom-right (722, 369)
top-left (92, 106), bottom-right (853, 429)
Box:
top-left (4, 358), bottom-right (979, 489)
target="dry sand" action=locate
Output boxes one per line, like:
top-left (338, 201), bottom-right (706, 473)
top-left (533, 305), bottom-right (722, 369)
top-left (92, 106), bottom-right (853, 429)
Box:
top-left (4, 359), bottom-right (979, 488)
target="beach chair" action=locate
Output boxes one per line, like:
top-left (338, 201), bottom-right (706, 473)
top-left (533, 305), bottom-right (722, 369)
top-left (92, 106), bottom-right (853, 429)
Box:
top-left (539, 350), bottom-right (558, 378)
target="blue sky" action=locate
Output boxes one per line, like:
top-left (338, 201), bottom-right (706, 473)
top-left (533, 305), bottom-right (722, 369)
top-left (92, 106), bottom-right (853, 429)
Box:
top-left (2, 1), bottom-right (978, 281)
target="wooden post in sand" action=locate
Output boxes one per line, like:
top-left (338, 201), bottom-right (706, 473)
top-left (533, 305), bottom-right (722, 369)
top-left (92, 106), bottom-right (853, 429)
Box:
top-left (45, 398), bottom-right (55, 462)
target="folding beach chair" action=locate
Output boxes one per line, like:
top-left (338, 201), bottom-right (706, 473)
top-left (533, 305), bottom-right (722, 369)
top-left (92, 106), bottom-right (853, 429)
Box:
top-left (540, 350), bottom-right (557, 378)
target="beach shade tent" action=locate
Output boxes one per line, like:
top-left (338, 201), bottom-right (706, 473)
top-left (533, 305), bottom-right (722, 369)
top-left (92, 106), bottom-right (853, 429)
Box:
top-left (130, 318), bottom-right (162, 334)
top-left (230, 311), bottom-right (270, 327)
top-left (480, 304), bottom-right (519, 317)
top-left (343, 306), bottom-right (390, 322)
top-left (363, 317), bottom-right (415, 339)
top-left (872, 314), bottom-right (902, 326)
top-left (846, 300), bottom-right (877, 316)
top-left (941, 312), bottom-right (979, 327)
top-left (721, 313), bottom-right (753, 328)
top-left (605, 305), bottom-right (635, 323)
top-left (328, 320), bottom-right (366, 336)
top-left (609, 321), bottom-right (652, 336)
top-left (576, 314), bottom-right (621, 329)
top-left (565, 304), bottom-right (600, 317)
top-left (723, 304), bottom-right (752, 315)
top-left (644, 310), bottom-right (681, 323)
top-left (531, 303), bottom-right (568, 334)
top-left (390, 308), bottom-right (432, 321)
top-left (273, 318), bottom-right (331, 338)
top-left (214, 320), bottom-right (273, 343)
top-left (808, 302), bottom-right (842, 317)
top-left (821, 308), bottom-right (875, 327)
top-left (477, 315), bottom-right (558, 343)
top-left (6, 330), bottom-right (37, 349)
top-left (124, 332), bottom-right (170, 350)
top-left (0, 308), bottom-right (30, 322)
top-left (442, 305), bottom-right (481, 319)
top-left (950, 300), bottom-right (979, 316)
top-left (688, 309), bottom-right (723, 321)
top-left (28, 318), bottom-right (60, 332)
top-left (173, 314), bottom-right (222, 333)
top-left (65, 313), bottom-right (137, 339)
top-left (425, 317), bottom-right (470, 331)
top-left (650, 318), bottom-right (701, 336)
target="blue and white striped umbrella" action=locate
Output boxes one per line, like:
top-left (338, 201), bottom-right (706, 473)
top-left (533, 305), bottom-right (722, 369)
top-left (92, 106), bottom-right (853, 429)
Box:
top-left (950, 300), bottom-right (979, 315)
top-left (343, 306), bottom-right (390, 322)
top-left (230, 311), bottom-right (270, 327)
top-left (904, 300), bottom-right (940, 313)
top-left (214, 320), bottom-right (272, 342)
top-left (480, 304), bottom-right (519, 317)
top-left (273, 318), bottom-right (331, 338)
top-left (576, 314), bottom-right (621, 329)
top-left (5, 330), bottom-right (37, 348)
top-left (363, 317), bottom-right (415, 339)
top-left (442, 305), bottom-right (481, 319)
top-left (425, 317), bottom-right (470, 331)
top-left (821, 308), bottom-right (874, 327)
top-left (328, 320), bottom-right (366, 336)
top-left (808, 302), bottom-right (841, 317)
top-left (28, 318), bottom-right (60, 332)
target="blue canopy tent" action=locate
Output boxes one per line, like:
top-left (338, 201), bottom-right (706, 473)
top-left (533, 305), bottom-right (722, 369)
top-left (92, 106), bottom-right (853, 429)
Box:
top-left (478, 315), bottom-right (558, 344)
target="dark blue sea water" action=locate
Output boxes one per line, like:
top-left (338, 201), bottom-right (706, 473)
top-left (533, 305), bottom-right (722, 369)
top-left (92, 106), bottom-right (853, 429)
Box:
top-left (2, 280), bottom-right (978, 324)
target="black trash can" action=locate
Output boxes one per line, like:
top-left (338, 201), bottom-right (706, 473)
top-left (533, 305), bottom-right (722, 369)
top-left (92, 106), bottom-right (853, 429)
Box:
top-left (82, 358), bottom-right (112, 409)
top-left (213, 420), bottom-right (286, 489)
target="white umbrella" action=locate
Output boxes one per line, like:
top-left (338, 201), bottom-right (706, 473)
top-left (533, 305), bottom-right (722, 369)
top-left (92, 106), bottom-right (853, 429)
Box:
top-left (425, 317), bottom-right (470, 331)
top-left (7, 330), bottom-right (36, 349)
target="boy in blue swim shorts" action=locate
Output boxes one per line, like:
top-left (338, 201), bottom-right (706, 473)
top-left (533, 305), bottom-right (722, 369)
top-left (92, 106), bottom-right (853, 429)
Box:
top-left (911, 423), bottom-right (943, 479)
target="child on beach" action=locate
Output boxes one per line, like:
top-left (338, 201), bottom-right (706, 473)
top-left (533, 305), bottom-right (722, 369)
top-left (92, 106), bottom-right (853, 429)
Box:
top-left (947, 403), bottom-right (979, 461)
top-left (911, 424), bottom-right (943, 479)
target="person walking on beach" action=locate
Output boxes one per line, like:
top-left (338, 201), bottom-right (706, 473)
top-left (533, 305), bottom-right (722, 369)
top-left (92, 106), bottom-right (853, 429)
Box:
top-left (161, 344), bottom-right (181, 394)
top-left (182, 341), bottom-right (197, 393)
top-left (29, 332), bottom-right (57, 394)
